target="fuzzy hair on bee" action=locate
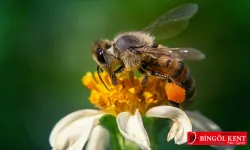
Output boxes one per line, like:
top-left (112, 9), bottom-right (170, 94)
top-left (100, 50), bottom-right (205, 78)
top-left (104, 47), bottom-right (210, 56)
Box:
top-left (111, 31), bottom-right (156, 70)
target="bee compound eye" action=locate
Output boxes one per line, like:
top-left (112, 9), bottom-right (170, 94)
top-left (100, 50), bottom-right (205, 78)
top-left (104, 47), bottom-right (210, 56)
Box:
top-left (96, 47), bottom-right (106, 64)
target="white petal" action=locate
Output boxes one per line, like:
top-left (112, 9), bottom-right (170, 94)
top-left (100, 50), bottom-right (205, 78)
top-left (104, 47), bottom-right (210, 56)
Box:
top-left (174, 122), bottom-right (184, 144)
top-left (146, 106), bottom-right (192, 145)
top-left (167, 122), bottom-right (178, 142)
top-left (49, 109), bottom-right (105, 150)
top-left (117, 109), bottom-right (151, 150)
top-left (86, 125), bottom-right (109, 150)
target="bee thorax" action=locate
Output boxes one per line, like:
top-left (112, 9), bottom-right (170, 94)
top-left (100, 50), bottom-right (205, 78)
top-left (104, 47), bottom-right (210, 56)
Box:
top-left (116, 35), bottom-right (138, 51)
top-left (120, 51), bottom-right (142, 69)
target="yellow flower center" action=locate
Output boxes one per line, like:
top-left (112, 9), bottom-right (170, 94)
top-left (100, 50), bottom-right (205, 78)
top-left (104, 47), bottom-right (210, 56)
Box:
top-left (82, 71), bottom-right (185, 116)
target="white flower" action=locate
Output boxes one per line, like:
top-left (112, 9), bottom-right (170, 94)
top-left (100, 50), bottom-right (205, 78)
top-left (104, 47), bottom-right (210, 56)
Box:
top-left (50, 71), bottom-right (193, 149)
top-left (49, 106), bottom-right (191, 150)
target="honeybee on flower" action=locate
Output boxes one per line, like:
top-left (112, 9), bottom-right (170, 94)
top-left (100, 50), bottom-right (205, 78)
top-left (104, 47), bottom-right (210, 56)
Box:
top-left (49, 3), bottom-right (234, 150)
top-left (91, 3), bottom-right (205, 107)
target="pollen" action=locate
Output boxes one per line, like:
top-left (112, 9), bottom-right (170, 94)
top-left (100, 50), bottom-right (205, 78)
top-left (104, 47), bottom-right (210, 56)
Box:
top-left (82, 71), bottom-right (185, 116)
top-left (165, 83), bottom-right (185, 103)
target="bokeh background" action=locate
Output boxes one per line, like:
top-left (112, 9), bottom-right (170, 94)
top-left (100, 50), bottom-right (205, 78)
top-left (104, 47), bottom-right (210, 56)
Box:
top-left (1, 0), bottom-right (249, 150)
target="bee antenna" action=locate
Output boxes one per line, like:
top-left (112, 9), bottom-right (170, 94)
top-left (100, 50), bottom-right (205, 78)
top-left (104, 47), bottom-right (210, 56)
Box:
top-left (97, 66), bottom-right (109, 91)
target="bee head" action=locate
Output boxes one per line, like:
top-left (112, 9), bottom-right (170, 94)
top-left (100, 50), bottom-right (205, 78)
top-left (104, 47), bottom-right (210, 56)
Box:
top-left (92, 39), bottom-right (111, 67)
top-left (91, 39), bottom-right (120, 75)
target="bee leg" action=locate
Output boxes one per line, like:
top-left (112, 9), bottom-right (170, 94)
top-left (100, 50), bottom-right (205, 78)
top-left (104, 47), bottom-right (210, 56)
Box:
top-left (138, 66), bottom-right (149, 87)
top-left (137, 74), bottom-right (149, 100)
top-left (111, 74), bottom-right (118, 85)
top-left (150, 71), bottom-right (168, 79)
top-left (141, 74), bottom-right (149, 89)
top-left (111, 64), bottom-right (125, 85)
top-left (168, 100), bottom-right (180, 108)
top-left (145, 70), bottom-right (180, 108)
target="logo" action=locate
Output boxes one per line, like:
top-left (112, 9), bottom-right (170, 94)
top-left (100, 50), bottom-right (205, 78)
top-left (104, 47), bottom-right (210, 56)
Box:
top-left (187, 132), bottom-right (247, 146)
top-left (188, 132), bottom-right (197, 144)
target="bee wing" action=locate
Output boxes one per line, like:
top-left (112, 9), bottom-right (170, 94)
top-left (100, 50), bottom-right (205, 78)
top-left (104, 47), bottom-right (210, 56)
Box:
top-left (137, 47), bottom-right (205, 60)
top-left (143, 3), bottom-right (198, 40)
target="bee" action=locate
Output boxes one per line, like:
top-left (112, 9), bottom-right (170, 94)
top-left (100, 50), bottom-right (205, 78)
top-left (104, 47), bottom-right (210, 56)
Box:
top-left (91, 3), bottom-right (205, 107)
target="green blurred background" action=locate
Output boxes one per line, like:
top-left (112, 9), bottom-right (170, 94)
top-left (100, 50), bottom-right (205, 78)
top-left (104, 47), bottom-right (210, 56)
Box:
top-left (1, 0), bottom-right (249, 149)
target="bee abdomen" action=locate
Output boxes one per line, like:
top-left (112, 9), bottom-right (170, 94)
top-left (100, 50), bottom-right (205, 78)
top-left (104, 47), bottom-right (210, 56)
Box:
top-left (178, 68), bottom-right (196, 101)
top-left (184, 77), bottom-right (196, 101)
top-left (172, 61), bottom-right (184, 78)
